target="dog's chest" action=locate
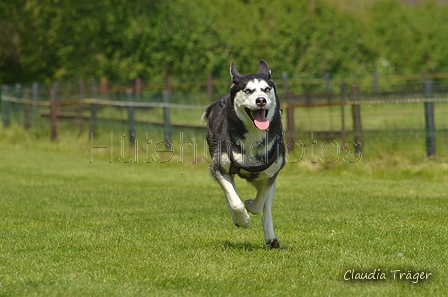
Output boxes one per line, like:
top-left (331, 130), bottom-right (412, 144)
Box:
top-left (242, 129), bottom-right (269, 150)
top-left (236, 157), bottom-right (283, 180)
top-left (226, 131), bottom-right (282, 180)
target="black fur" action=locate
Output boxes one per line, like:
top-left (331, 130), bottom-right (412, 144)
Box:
top-left (204, 74), bottom-right (285, 177)
top-left (203, 60), bottom-right (285, 248)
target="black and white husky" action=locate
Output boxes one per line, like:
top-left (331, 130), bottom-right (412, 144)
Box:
top-left (203, 60), bottom-right (285, 248)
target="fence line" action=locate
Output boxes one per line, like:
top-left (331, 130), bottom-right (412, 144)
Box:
top-left (1, 95), bottom-right (208, 109)
top-left (4, 70), bottom-right (448, 102)
top-left (4, 93), bottom-right (448, 110)
top-left (2, 74), bottom-right (447, 157)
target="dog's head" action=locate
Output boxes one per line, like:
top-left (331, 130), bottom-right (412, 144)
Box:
top-left (229, 60), bottom-right (279, 131)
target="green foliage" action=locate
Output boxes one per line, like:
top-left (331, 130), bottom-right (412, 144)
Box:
top-left (2, 0), bottom-right (448, 83)
top-left (367, 1), bottom-right (448, 74)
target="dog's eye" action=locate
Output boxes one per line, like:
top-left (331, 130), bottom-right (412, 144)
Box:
top-left (244, 89), bottom-right (253, 94)
top-left (264, 87), bottom-right (271, 92)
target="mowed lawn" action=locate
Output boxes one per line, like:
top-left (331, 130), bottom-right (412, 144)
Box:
top-left (0, 142), bottom-right (447, 296)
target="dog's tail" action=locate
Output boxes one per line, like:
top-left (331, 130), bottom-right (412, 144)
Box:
top-left (201, 101), bottom-right (218, 122)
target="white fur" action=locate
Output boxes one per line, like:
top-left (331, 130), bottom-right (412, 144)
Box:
top-left (229, 79), bottom-right (281, 245)
top-left (232, 78), bottom-right (278, 168)
top-left (233, 79), bottom-right (277, 132)
top-left (219, 152), bottom-right (231, 172)
top-left (243, 177), bottom-right (278, 243)
top-left (214, 170), bottom-right (251, 228)
top-left (207, 69), bottom-right (283, 248)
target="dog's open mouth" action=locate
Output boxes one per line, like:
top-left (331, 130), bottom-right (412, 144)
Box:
top-left (245, 108), bottom-right (270, 130)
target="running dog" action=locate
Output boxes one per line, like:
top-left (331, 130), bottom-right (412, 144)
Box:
top-left (203, 60), bottom-right (285, 248)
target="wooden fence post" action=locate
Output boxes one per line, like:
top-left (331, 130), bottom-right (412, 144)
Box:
top-left (77, 79), bottom-right (85, 136)
top-left (164, 75), bottom-right (172, 148)
top-left (90, 79), bottom-right (98, 138)
top-left (340, 81), bottom-right (346, 145)
top-left (89, 104), bottom-right (97, 137)
top-left (350, 84), bottom-right (362, 154)
top-left (126, 88), bottom-right (135, 145)
top-left (50, 82), bottom-right (58, 141)
top-left (324, 72), bottom-right (334, 131)
top-left (32, 82), bottom-right (39, 115)
top-left (100, 78), bottom-right (109, 98)
top-left (424, 80), bottom-right (436, 157)
top-left (282, 72), bottom-right (295, 152)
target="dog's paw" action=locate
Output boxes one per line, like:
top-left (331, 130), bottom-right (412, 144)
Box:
top-left (233, 204), bottom-right (251, 229)
top-left (244, 199), bottom-right (255, 214)
top-left (265, 237), bottom-right (281, 249)
top-left (244, 199), bottom-right (263, 214)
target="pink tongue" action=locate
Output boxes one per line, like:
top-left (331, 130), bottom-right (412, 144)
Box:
top-left (253, 110), bottom-right (270, 130)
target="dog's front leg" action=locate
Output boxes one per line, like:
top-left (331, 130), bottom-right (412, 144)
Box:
top-left (244, 178), bottom-right (276, 215)
top-left (262, 181), bottom-right (280, 248)
top-left (245, 179), bottom-right (280, 248)
top-left (214, 170), bottom-right (251, 228)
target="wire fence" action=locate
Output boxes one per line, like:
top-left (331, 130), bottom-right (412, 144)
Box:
top-left (2, 73), bottom-right (448, 161)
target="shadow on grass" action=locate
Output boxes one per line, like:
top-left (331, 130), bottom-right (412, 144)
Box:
top-left (221, 240), bottom-right (292, 251)
top-left (222, 240), bottom-right (264, 251)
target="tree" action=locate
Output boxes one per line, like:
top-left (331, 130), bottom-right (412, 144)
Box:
top-left (2, 0), bottom-right (448, 84)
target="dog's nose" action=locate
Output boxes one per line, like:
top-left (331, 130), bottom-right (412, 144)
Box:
top-left (256, 97), bottom-right (267, 107)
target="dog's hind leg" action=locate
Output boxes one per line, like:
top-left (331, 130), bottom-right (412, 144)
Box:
top-left (214, 171), bottom-right (251, 228)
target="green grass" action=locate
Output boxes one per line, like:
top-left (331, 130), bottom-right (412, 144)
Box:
top-left (0, 125), bottom-right (447, 296)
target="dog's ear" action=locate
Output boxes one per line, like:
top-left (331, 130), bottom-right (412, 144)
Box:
top-left (230, 62), bottom-right (243, 84)
top-left (258, 59), bottom-right (271, 79)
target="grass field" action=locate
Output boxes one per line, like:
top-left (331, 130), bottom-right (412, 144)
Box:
top-left (0, 126), bottom-right (447, 296)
